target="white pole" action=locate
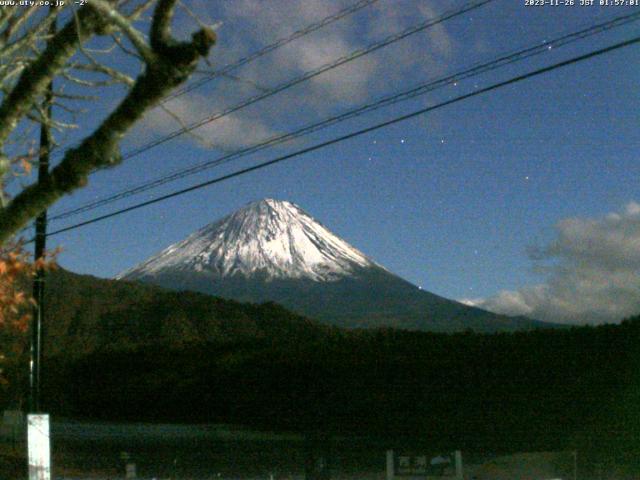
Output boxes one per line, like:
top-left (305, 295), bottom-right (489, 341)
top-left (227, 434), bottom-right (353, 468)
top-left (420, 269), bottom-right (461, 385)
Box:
top-left (386, 450), bottom-right (395, 480)
top-left (27, 414), bottom-right (51, 480)
top-left (126, 463), bottom-right (137, 479)
top-left (455, 450), bottom-right (463, 480)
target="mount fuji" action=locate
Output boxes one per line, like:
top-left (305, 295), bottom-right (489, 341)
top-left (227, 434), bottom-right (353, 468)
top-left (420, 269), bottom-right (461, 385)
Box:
top-left (118, 199), bottom-right (552, 332)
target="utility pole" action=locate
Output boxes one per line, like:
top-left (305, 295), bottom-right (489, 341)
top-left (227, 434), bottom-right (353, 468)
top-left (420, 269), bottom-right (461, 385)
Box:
top-left (29, 65), bottom-right (53, 414)
top-left (29, 8), bottom-right (55, 416)
top-left (27, 11), bottom-right (55, 480)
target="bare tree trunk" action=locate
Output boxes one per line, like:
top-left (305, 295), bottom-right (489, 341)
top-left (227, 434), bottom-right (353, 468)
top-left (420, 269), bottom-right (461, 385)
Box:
top-left (0, 1), bottom-right (216, 244)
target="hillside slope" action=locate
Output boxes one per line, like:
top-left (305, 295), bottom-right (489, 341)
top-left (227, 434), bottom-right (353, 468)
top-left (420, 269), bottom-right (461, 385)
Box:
top-left (40, 268), bottom-right (329, 358)
top-left (119, 199), bottom-right (554, 333)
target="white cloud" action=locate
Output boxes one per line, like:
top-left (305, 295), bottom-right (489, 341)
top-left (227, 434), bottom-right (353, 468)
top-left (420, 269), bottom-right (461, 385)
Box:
top-left (271, 33), bottom-right (380, 105)
top-left (132, 1), bottom-right (457, 147)
top-left (135, 92), bottom-right (279, 151)
top-left (466, 203), bottom-right (640, 325)
top-left (459, 297), bottom-right (485, 308)
top-left (417, 3), bottom-right (455, 59)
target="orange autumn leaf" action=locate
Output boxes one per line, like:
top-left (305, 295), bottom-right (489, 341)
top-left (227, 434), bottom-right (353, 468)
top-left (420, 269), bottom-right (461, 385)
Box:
top-left (0, 243), bottom-right (58, 387)
top-left (19, 157), bottom-right (32, 175)
top-left (0, 242), bottom-right (59, 335)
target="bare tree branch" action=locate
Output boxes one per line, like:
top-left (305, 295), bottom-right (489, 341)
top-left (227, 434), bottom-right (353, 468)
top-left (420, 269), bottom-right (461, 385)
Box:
top-left (72, 62), bottom-right (135, 86)
top-left (127, 0), bottom-right (157, 22)
top-left (0, 2), bottom-right (217, 243)
top-left (157, 102), bottom-right (218, 150)
top-left (88, 0), bottom-right (155, 64)
top-left (111, 31), bottom-right (143, 60)
top-left (0, 8), bottom-right (107, 147)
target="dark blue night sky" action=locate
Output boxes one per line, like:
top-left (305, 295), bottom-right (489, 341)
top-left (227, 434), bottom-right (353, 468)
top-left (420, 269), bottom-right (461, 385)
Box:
top-left (43, 0), bottom-right (640, 324)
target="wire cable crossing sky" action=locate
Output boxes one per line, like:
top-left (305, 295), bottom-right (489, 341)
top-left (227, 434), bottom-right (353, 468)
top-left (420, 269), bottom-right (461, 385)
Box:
top-left (41, 34), bottom-right (640, 241)
top-left (120, 0), bottom-right (495, 161)
top-left (163, 0), bottom-right (384, 103)
top-left (41, 0), bottom-right (640, 325)
top-left (48, 10), bottom-right (640, 223)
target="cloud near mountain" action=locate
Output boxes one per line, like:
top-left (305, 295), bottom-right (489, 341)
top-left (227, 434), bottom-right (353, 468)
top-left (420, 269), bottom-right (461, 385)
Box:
top-left (462, 202), bottom-right (640, 325)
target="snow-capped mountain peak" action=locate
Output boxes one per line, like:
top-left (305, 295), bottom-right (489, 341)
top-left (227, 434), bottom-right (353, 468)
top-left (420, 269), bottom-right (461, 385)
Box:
top-left (118, 199), bottom-right (378, 282)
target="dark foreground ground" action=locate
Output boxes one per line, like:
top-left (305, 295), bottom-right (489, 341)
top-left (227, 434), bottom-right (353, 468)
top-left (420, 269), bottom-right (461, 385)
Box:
top-left (0, 419), bottom-right (597, 480)
top-left (3, 418), bottom-right (388, 480)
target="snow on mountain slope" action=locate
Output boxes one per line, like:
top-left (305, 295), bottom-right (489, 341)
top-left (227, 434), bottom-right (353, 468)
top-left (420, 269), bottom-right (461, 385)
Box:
top-left (116, 198), bottom-right (555, 332)
top-left (118, 199), bottom-right (380, 282)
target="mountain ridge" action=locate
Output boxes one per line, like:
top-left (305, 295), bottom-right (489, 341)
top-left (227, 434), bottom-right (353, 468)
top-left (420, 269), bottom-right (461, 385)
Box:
top-left (119, 199), bottom-right (556, 333)
top-left (118, 198), bottom-right (380, 282)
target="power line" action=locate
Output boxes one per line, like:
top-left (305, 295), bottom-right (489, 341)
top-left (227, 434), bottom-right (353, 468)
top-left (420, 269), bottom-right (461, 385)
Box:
top-left (44, 0), bottom-right (492, 221)
top-left (52, 11), bottom-right (640, 219)
top-left (39, 35), bottom-right (640, 240)
top-left (119, 0), bottom-right (494, 161)
top-left (19, 0), bottom-right (488, 237)
top-left (164, 0), bottom-right (383, 103)
top-left (48, 11), bottom-right (640, 222)
top-left (46, 0), bottom-right (382, 163)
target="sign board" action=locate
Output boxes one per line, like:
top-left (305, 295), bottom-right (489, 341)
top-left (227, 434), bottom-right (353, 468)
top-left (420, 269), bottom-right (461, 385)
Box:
top-left (1, 410), bottom-right (25, 443)
top-left (387, 450), bottom-right (462, 480)
top-left (397, 454), bottom-right (428, 475)
top-left (3, 409), bottom-right (24, 426)
top-left (395, 453), bottom-right (453, 476)
top-left (27, 414), bottom-right (51, 480)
